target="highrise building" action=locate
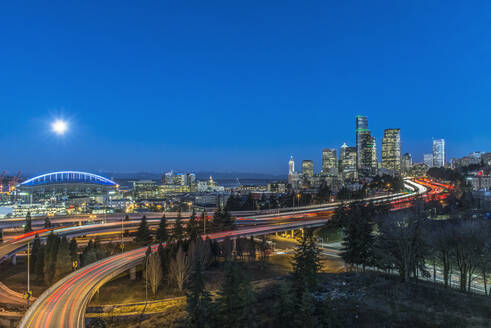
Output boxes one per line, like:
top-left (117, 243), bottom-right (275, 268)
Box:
top-left (424, 154), bottom-right (433, 168)
top-left (356, 115), bottom-right (376, 176)
top-left (302, 160), bottom-right (314, 177)
top-left (370, 136), bottom-right (378, 172)
top-left (321, 148), bottom-right (337, 176)
top-left (401, 153), bottom-right (412, 173)
top-left (340, 144), bottom-right (357, 180)
top-left (433, 139), bottom-right (445, 167)
top-left (288, 156), bottom-right (295, 175)
top-left (381, 128), bottom-right (401, 173)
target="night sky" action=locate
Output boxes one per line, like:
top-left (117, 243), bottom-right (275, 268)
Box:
top-left (1, 1), bottom-right (490, 175)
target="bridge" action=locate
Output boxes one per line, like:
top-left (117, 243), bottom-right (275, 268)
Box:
top-left (18, 179), bottom-right (449, 327)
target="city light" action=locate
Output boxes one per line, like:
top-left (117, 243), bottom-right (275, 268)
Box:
top-left (51, 119), bottom-right (68, 135)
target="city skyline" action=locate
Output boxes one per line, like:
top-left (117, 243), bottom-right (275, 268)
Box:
top-left (2, 2), bottom-right (491, 174)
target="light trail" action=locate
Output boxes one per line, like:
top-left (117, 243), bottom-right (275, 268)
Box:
top-left (19, 179), bottom-right (448, 328)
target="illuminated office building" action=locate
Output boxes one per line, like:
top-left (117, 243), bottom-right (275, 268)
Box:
top-left (433, 139), bottom-right (445, 167)
top-left (356, 115), bottom-right (377, 177)
top-left (302, 160), bottom-right (314, 178)
top-left (321, 148), bottom-right (338, 176)
top-left (381, 128), bottom-right (401, 173)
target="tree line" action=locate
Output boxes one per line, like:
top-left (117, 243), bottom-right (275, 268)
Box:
top-left (329, 198), bottom-right (491, 294)
top-left (30, 233), bottom-right (117, 285)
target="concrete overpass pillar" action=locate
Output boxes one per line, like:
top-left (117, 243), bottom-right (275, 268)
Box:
top-left (129, 267), bottom-right (136, 280)
top-left (11, 254), bottom-right (16, 265)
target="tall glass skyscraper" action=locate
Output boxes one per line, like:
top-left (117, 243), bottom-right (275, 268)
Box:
top-left (356, 115), bottom-right (376, 176)
top-left (433, 139), bottom-right (445, 167)
top-left (321, 148), bottom-right (337, 176)
top-left (381, 128), bottom-right (401, 173)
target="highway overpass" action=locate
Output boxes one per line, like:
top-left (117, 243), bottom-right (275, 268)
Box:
top-left (18, 178), bottom-right (448, 328)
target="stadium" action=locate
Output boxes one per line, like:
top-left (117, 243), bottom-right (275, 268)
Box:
top-left (16, 171), bottom-right (118, 201)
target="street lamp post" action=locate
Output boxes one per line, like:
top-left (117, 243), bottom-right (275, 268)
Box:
top-left (145, 253), bottom-right (150, 306)
top-left (27, 241), bottom-right (30, 306)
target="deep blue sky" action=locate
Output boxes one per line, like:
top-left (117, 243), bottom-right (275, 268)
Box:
top-left (1, 1), bottom-right (490, 175)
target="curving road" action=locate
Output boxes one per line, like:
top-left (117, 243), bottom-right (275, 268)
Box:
top-left (19, 179), bottom-right (443, 328)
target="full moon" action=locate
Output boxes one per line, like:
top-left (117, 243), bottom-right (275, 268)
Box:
top-left (51, 119), bottom-right (68, 135)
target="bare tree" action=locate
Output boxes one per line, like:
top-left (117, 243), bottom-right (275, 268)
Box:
top-left (374, 213), bottom-right (428, 282)
top-left (449, 220), bottom-right (487, 292)
top-left (147, 252), bottom-right (163, 295)
top-left (169, 246), bottom-right (190, 292)
top-left (428, 220), bottom-right (453, 287)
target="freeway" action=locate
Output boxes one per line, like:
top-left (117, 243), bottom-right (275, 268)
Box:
top-left (18, 179), bottom-right (441, 328)
top-left (0, 220), bottom-right (164, 264)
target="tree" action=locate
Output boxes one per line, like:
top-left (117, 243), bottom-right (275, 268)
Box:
top-left (448, 220), bottom-right (487, 291)
top-left (427, 220), bottom-right (453, 287)
top-left (340, 202), bottom-right (376, 271)
top-left (216, 262), bottom-right (256, 327)
top-left (317, 181), bottom-right (332, 203)
top-left (31, 233), bottom-right (42, 270)
top-left (291, 228), bottom-right (321, 296)
top-left (293, 291), bottom-right (316, 328)
top-left (173, 214), bottom-right (184, 241)
top-left (187, 209), bottom-right (199, 241)
top-left (24, 211), bottom-right (32, 233)
top-left (213, 207), bottom-right (235, 232)
top-left (272, 282), bottom-right (294, 327)
top-left (81, 240), bottom-right (98, 267)
top-left (44, 216), bottom-right (51, 228)
top-left (135, 215), bottom-right (152, 245)
top-left (170, 246), bottom-right (190, 291)
top-left (69, 238), bottom-right (78, 262)
top-left (54, 237), bottom-right (72, 282)
top-left (156, 214), bottom-right (169, 243)
top-left (43, 233), bottom-right (59, 284)
top-left (147, 252), bottom-right (163, 295)
top-left (186, 256), bottom-right (214, 328)
top-left (374, 213), bottom-right (428, 282)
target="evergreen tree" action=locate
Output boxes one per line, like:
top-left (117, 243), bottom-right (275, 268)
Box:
top-left (241, 194), bottom-right (255, 211)
top-left (31, 234), bottom-right (42, 270)
top-left (186, 257), bottom-right (214, 328)
top-left (43, 233), bottom-right (60, 284)
top-left (44, 216), bottom-right (51, 228)
top-left (24, 211), bottom-right (32, 232)
top-left (293, 291), bottom-right (316, 328)
top-left (54, 237), bottom-right (72, 281)
top-left (34, 244), bottom-right (45, 281)
top-left (213, 207), bottom-right (235, 232)
top-left (157, 214), bottom-right (169, 243)
top-left (217, 262), bottom-right (256, 327)
top-left (135, 215), bottom-right (152, 245)
top-left (340, 202), bottom-right (375, 271)
top-left (81, 240), bottom-right (97, 267)
top-left (173, 214), bottom-right (184, 241)
top-left (69, 238), bottom-right (78, 262)
top-left (291, 228), bottom-right (321, 296)
top-left (272, 282), bottom-right (294, 327)
top-left (187, 209), bottom-right (199, 241)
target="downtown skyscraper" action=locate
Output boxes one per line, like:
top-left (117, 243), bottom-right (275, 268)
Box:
top-left (321, 148), bottom-right (338, 176)
top-left (356, 115), bottom-right (377, 177)
top-left (433, 139), bottom-right (445, 167)
top-left (381, 128), bottom-right (401, 173)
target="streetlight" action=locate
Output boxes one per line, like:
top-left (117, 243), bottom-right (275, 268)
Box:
top-left (27, 241), bottom-right (30, 306)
